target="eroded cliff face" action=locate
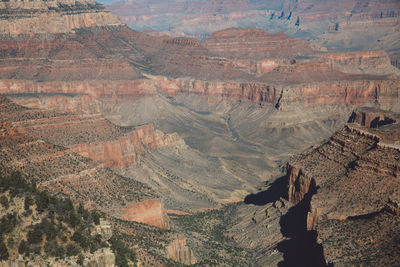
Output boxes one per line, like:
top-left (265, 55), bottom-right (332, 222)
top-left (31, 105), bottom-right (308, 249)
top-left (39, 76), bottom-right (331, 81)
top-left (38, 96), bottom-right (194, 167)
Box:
top-left (0, 0), bottom-right (123, 35)
top-left (284, 108), bottom-right (400, 265)
top-left (0, 96), bottom-right (162, 222)
top-left (69, 124), bottom-right (183, 169)
top-left (166, 235), bottom-right (197, 265)
top-left (149, 74), bottom-right (400, 111)
top-left (123, 199), bottom-right (170, 229)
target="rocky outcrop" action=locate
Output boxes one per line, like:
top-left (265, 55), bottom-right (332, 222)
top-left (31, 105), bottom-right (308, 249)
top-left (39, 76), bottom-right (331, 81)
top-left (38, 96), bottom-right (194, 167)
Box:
top-left (320, 50), bottom-right (396, 75)
top-left (166, 235), bottom-right (197, 265)
top-left (286, 164), bottom-right (312, 204)
top-left (123, 199), bottom-right (170, 229)
top-left (107, 0), bottom-right (400, 73)
top-left (150, 74), bottom-right (400, 111)
top-left (284, 112), bottom-right (400, 265)
top-left (348, 106), bottom-right (398, 128)
top-left (0, 0), bottom-right (123, 35)
top-left (69, 124), bottom-right (183, 168)
top-left (0, 95), bottom-right (158, 221)
top-left (92, 219), bottom-right (113, 241)
top-left (83, 248), bottom-right (116, 267)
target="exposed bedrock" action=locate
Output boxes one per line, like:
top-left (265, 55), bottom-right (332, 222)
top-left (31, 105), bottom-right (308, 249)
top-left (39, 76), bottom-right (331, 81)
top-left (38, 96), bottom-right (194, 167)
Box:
top-left (284, 112), bottom-right (400, 265)
top-left (166, 235), bottom-right (197, 265)
top-left (0, 0), bottom-right (123, 35)
top-left (348, 106), bottom-right (398, 128)
top-left (69, 125), bottom-right (183, 169)
top-left (151, 75), bottom-right (400, 111)
top-left (0, 80), bottom-right (156, 99)
top-left (203, 28), bottom-right (315, 60)
top-left (123, 199), bottom-right (170, 229)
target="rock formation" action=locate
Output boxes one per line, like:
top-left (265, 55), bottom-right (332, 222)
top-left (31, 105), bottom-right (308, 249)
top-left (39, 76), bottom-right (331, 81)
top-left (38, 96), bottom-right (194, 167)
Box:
top-left (203, 28), bottom-right (315, 59)
top-left (284, 108), bottom-right (400, 265)
top-left (0, 0), bottom-right (123, 35)
top-left (123, 199), bottom-right (170, 229)
top-left (107, 0), bottom-right (400, 69)
top-left (166, 235), bottom-right (197, 265)
top-left (0, 0), bottom-right (399, 265)
top-left (83, 248), bottom-right (116, 267)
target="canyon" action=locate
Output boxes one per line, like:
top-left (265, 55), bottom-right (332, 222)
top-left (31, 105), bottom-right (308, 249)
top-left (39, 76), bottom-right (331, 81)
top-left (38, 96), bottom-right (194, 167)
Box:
top-left (0, 0), bottom-right (398, 266)
top-left (285, 107), bottom-right (400, 266)
top-left (107, 0), bottom-right (400, 69)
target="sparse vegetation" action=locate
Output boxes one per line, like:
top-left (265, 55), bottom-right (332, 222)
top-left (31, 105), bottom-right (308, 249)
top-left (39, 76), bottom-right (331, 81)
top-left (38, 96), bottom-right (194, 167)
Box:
top-left (170, 203), bottom-right (251, 266)
top-left (0, 171), bottom-right (137, 266)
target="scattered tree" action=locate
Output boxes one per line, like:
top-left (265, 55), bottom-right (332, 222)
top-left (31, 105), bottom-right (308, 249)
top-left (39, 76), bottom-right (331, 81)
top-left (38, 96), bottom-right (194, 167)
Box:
top-left (66, 243), bottom-right (80, 257)
top-left (27, 227), bottom-right (43, 244)
top-left (0, 241), bottom-right (9, 261)
top-left (0, 195), bottom-right (9, 210)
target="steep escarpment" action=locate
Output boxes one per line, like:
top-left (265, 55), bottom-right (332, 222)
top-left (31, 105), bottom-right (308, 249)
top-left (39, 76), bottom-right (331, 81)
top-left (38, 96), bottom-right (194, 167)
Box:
top-left (149, 75), bottom-right (400, 112)
top-left (284, 108), bottom-right (400, 265)
top-left (0, 0), bottom-right (123, 35)
top-left (0, 0), bottom-right (399, 265)
top-left (0, 95), bottom-right (163, 220)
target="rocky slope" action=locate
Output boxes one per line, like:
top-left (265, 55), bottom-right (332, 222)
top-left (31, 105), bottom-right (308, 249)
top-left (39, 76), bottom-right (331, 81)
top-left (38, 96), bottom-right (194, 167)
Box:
top-left (284, 107), bottom-right (400, 266)
top-left (0, 172), bottom-right (136, 266)
top-left (0, 0), bottom-right (399, 265)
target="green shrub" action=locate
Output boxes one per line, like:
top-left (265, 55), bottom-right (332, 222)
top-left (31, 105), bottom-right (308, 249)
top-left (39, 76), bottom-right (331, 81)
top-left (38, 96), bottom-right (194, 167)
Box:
top-left (0, 241), bottom-right (9, 261)
top-left (0, 195), bottom-right (9, 210)
top-left (27, 227), bottom-right (43, 244)
top-left (18, 240), bottom-right (29, 256)
top-left (0, 213), bottom-right (17, 236)
top-left (77, 253), bottom-right (84, 265)
top-left (66, 243), bottom-right (80, 257)
top-left (24, 196), bottom-right (33, 210)
top-left (44, 240), bottom-right (58, 257)
top-left (7, 237), bottom-right (14, 248)
top-left (91, 210), bottom-right (100, 225)
top-left (110, 236), bottom-right (136, 267)
top-left (72, 230), bottom-right (89, 249)
top-left (55, 246), bottom-right (65, 258)
top-left (41, 219), bottom-right (57, 241)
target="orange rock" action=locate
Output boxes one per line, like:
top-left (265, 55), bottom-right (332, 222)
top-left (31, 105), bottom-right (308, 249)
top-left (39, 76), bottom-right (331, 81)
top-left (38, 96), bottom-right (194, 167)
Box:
top-left (123, 199), bottom-right (170, 229)
top-left (166, 235), bottom-right (197, 265)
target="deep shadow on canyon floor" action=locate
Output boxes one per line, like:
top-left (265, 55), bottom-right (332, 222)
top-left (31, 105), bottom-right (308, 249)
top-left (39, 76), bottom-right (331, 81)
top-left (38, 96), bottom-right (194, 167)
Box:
top-left (244, 178), bottom-right (329, 267)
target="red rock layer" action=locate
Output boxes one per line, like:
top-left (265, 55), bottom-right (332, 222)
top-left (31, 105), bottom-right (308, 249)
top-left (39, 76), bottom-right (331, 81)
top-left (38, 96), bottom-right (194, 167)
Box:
top-left (123, 199), bottom-right (170, 229)
top-left (150, 75), bottom-right (400, 111)
top-left (166, 235), bottom-right (197, 265)
top-left (0, 0), bottom-right (123, 35)
top-left (69, 125), bottom-right (182, 168)
top-left (0, 96), bottom-right (158, 220)
top-left (203, 28), bottom-right (315, 60)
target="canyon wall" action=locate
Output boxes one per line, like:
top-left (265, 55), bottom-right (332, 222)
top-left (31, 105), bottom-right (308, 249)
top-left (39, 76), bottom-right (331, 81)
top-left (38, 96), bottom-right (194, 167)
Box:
top-left (0, 0), bottom-right (123, 35)
top-left (69, 125), bottom-right (183, 168)
top-left (285, 108), bottom-right (400, 265)
top-left (166, 235), bottom-right (197, 265)
top-left (150, 75), bottom-right (400, 111)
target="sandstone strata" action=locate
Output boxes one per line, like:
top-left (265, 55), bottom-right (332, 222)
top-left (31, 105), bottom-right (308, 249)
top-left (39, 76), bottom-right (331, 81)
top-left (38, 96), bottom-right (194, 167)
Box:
top-left (0, 0), bottom-right (123, 35)
top-left (123, 199), bottom-right (170, 229)
top-left (166, 235), bottom-right (197, 265)
top-left (285, 108), bottom-right (400, 265)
